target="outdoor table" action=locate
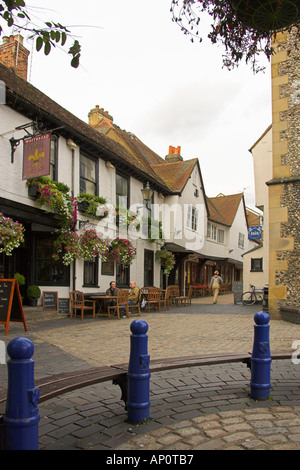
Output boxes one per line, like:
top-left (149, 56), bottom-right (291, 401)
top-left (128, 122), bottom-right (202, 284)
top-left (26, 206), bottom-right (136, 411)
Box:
top-left (192, 285), bottom-right (210, 297)
top-left (90, 295), bottom-right (117, 317)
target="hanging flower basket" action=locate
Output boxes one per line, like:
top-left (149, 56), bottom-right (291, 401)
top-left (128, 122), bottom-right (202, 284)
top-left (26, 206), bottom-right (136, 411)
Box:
top-left (53, 229), bottom-right (81, 266)
top-left (231, 0), bottom-right (300, 32)
top-left (109, 237), bottom-right (136, 266)
top-left (79, 229), bottom-right (109, 261)
top-left (0, 213), bottom-right (25, 256)
top-left (171, 0), bottom-right (300, 72)
top-left (155, 249), bottom-right (176, 276)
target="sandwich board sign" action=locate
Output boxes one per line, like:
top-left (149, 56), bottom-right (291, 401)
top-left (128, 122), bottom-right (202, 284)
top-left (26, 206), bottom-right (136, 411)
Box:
top-left (0, 279), bottom-right (27, 335)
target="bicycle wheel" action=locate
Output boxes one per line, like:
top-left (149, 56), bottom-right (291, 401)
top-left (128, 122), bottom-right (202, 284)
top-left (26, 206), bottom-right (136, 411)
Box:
top-left (242, 291), bottom-right (256, 306)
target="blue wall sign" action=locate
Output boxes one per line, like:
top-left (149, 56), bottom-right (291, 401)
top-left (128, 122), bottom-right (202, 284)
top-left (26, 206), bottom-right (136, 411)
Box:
top-left (248, 226), bottom-right (262, 240)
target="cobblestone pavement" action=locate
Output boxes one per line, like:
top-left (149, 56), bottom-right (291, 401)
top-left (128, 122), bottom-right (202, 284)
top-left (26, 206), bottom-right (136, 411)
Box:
top-left (0, 294), bottom-right (299, 451)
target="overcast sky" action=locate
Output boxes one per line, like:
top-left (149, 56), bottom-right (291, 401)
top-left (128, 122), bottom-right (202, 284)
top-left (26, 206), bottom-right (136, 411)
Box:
top-left (16, 0), bottom-right (272, 209)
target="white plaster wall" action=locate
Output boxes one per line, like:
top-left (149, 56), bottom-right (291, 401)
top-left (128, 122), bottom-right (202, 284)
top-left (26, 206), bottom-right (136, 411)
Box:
top-left (243, 126), bottom-right (272, 291)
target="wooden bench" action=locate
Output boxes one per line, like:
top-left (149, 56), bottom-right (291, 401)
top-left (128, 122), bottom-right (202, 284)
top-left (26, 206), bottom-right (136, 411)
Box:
top-left (0, 350), bottom-right (293, 415)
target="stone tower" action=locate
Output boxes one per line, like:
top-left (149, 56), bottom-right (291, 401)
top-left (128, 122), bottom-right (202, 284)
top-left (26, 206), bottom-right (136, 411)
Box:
top-left (267, 27), bottom-right (300, 321)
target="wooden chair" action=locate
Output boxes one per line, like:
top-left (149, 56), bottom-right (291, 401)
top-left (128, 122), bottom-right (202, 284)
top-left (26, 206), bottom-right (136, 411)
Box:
top-left (69, 291), bottom-right (96, 320)
top-left (107, 289), bottom-right (141, 319)
top-left (146, 287), bottom-right (161, 312)
top-left (178, 286), bottom-right (193, 306)
top-left (165, 285), bottom-right (180, 307)
top-left (107, 289), bottom-right (128, 320)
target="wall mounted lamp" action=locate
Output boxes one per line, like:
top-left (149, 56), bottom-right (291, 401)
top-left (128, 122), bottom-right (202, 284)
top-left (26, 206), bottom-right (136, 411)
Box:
top-left (141, 182), bottom-right (153, 209)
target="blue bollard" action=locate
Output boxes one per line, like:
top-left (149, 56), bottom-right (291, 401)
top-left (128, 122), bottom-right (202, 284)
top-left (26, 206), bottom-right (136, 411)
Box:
top-left (3, 337), bottom-right (40, 450)
top-left (250, 311), bottom-right (272, 401)
top-left (127, 319), bottom-right (151, 424)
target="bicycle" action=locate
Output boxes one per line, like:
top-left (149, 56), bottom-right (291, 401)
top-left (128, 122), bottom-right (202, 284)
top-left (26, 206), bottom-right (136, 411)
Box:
top-left (241, 285), bottom-right (264, 306)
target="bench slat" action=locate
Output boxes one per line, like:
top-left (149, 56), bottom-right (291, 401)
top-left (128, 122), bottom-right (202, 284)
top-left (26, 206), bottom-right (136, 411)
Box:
top-left (0, 351), bottom-right (293, 415)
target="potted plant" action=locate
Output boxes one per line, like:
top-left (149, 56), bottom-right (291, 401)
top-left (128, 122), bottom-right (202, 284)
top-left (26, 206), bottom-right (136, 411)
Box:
top-left (27, 177), bottom-right (74, 228)
top-left (14, 272), bottom-right (26, 302)
top-left (27, 285), bottom-right (41, 306)
top-left (0, 213), bottom-right (25, 256)
top-left (77, 194), bottom-right (108, 219)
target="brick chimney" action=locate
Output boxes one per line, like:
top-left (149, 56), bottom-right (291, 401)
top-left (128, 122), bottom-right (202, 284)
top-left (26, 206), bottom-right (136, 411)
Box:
top-left (0, 35), bottom-right (30, 80)
top-left (88, 105), bottom-right (114, 133)
top-left (165, 145), bottom-right (183, 163)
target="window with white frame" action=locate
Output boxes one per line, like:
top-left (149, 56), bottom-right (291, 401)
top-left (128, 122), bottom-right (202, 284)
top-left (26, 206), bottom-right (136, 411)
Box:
top-left (208, 222), bottom-right (216, 240)
top-left (238, 232), bottom-right (245, 249)
top-left (80, 155), bottom-right (97, 195)
top-left (217, 228), bottom-right (225, 244)
top-left (207, 222), bottom-right (224, 243)
top-left (187, 205), bottom-right (199, 231)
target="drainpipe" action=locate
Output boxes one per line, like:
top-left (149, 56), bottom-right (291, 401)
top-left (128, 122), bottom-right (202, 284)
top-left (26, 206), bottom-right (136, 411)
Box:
top-left (67, 139), bottom-right (78, 291)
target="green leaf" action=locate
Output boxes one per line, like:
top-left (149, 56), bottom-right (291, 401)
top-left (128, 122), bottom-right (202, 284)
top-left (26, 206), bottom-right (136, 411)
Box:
top-left (44, 41), bottom-right (51, 56)
top-left (36, 36), bottom-right (43, 51)
top-left (71, 54), bottom-right (80, 68)
top-left (61, 31), bottom-right (67, 46)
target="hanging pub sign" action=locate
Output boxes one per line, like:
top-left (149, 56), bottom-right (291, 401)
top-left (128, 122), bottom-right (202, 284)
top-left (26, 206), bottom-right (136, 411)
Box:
top-left (22, 132), bottom-right (51, 180)
top-left (248, 226), bottom-right (262, 240)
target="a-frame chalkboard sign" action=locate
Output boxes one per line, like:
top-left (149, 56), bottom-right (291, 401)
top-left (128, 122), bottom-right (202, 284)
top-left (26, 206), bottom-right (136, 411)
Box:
top-left (0, 279), bottom-right (27, 335)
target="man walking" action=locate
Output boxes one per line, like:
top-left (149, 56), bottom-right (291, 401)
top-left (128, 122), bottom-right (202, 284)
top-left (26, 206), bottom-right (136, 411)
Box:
top-left (210, 271), bottom-right (223, 304)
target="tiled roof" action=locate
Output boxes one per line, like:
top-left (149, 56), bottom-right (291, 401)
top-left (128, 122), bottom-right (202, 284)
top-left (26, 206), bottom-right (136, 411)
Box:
top-left (152, 159), bottom-right (198, 193)
top-left (207, 193), bottom-right (244, 226)
top-left (112, 127), bottom-right (168, 187)
top-left (246, 209), bottom-right (261, 226)
top-left (0, 64), bottom-right (170, 193)
top-left (0, 63), bottom-right (206, 199)
top-left (92, 113), bottom-right (200, 194)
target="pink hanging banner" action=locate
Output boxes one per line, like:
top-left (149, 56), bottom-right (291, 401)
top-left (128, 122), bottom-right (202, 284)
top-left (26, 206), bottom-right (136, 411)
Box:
top-left (22, 133), bottom-right (51, 180)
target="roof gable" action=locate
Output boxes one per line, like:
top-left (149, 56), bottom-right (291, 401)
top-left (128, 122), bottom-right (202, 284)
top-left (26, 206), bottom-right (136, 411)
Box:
top-left (207, 193), bottom-right (244, 226)
top-left (151, 159), bottom-right (197, 193)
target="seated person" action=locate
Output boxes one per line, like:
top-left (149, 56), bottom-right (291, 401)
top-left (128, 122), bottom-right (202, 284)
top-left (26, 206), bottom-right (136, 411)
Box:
top-left (106, 281), bottom-right (119, 307)
top-left (122, 281), bottom-right (140, 317)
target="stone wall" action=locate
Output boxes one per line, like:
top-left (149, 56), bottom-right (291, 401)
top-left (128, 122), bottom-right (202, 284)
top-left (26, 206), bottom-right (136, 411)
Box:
top-left (268, 26), bottom-right (300, 321)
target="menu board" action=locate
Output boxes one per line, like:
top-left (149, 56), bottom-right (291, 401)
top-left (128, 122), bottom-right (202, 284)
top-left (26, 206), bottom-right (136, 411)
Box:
top-left (58, 298), bottom-right (69, 315)
top-left (43, 291), bottom-right (58, 310)
top-left (0, 279), bottom-right (27, 335)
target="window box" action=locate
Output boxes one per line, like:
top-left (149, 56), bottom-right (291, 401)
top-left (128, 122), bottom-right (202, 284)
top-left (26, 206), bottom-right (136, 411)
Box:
top-left (77, 200), bottom-right (89, 212)
top-left (28, 184), bottom-right (40, 198)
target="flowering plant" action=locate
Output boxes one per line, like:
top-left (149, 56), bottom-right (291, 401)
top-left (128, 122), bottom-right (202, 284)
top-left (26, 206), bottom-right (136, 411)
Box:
top-left (156, 249), bottom-right (176, 276)
top-left (115, 206), bottom-right (140, 231)
top-left (79, 229), bottom-right (110, 261)
top-left (77, 194), bottom-right (108, 219)
top-left (171, 0), bottom-right (300, 73)
top-left (54, 229), bottom-right (80, 266)
top-left (109, 237), bottom-right (136, 266)
top-left (0, 213), bottom-right (25, 255)
top-left (27, 177), bottom-right (75, 228)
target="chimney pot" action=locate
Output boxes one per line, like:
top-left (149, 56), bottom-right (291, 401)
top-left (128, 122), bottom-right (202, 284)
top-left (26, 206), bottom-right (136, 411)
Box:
top-left (165, 145), bottom-right (183, 162)
top-left (0, 34), bottom-right (30, 80)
